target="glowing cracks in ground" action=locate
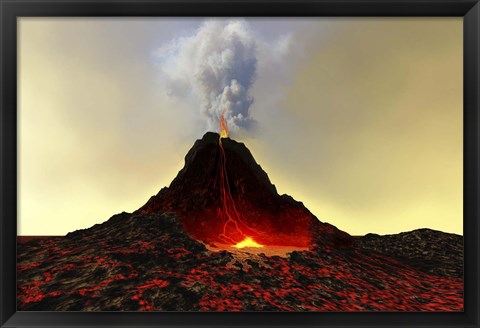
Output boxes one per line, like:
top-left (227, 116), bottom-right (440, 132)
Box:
top-left (215, 109), bottom-right (264, 246)
top-left (233, 237), bottom-right (263, 249)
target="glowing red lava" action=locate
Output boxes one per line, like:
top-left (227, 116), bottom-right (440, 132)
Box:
top-left (138, 124), bottom-right (316, 248)
top-left (220, 111), bottom-right (229, 138)
top-left (233, 236), bottom-right (263, 248)
top-left (214, 111), bottom-right (265, 245)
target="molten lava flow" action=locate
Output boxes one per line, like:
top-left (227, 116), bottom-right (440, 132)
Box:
top-left (214, 111), bottom-right (263, 245)
top-left (220, 111), bottom-right (229, 138)
top-left (233, 237), bottom-right (263, 249)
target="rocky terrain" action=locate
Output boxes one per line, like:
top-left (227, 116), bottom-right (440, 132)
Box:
top-left (16, 214), bottom-right (463, 311)
top-left (17, 133), bottom-right (464, 311)
top-left (356, 229), bottom-right (463, 278)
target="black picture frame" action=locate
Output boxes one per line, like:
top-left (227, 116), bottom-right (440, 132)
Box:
top-left (1, 0), bottom-right (479, 327)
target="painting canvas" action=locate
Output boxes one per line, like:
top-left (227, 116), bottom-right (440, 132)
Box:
top-left (16, 17), bottom-right (463, 311)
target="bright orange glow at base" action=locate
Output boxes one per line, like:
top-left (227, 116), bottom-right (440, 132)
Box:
top-left (233, 237), bottom-right (263, 249)
top-left (215, 109), bottom-right (264, 245)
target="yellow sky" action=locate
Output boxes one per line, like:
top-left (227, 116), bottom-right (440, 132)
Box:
top-left (18, 18), bottom-right (462, 236)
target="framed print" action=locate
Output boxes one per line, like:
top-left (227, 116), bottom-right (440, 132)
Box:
top-left (1, 0), bottom-right (479, 327)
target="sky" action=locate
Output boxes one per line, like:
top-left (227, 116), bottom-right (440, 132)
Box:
top-left (18, 17), bottom-right (462, 236)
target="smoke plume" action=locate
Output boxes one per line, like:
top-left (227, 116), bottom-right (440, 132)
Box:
top-left (156, 20), bottom-right (258, 133)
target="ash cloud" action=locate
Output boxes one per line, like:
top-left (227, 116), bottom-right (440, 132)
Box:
top-left (155, 20), bottom-right (260, 134)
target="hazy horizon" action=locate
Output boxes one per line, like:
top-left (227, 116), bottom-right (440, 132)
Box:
top-left (18, 17), bottom-right (462, 236)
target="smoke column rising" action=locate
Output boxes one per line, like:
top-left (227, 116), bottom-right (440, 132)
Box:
top-left (156, 20), bottom-right (258, 134)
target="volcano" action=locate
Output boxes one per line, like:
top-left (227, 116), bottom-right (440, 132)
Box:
top-left (16, 132), bottom-right (464, 311)
top-left (137, 132), bottom-right (349, 248)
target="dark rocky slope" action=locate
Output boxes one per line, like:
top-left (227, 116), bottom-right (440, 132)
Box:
top-left (137, 132), bottom-right (350, 248)
top-left (356, 229), bottom-right (463, 278)
top-left (17, 213), bottom-right (463, 311)
top-left (17, 133), bottom-right (463, 311)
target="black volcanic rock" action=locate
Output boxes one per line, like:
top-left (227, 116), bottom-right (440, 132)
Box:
top-left (16, 133), bottom-right (464, 311)
top-left (17, 217), bottom-right (464, 311)
top-left (137, 132), bottom-right (280, 213)
top-left (356, 228), bottom-right (463, 278)
top-left (137, 132), bottom-right (350, 247)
